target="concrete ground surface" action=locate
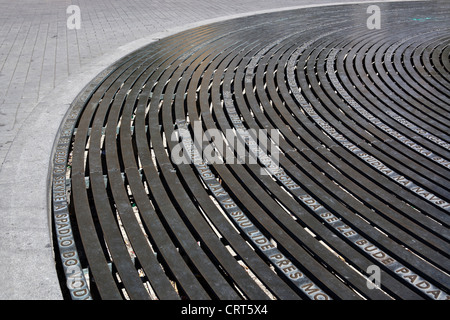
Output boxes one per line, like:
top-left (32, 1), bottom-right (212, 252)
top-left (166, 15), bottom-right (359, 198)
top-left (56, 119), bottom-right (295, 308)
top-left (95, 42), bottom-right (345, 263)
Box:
top-left (0, 0), bottom-right (432, 299)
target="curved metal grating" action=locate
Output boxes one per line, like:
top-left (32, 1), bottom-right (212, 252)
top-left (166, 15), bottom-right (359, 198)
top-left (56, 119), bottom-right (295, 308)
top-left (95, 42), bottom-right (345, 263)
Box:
top-left (51, 2), bottom-right (450, 300)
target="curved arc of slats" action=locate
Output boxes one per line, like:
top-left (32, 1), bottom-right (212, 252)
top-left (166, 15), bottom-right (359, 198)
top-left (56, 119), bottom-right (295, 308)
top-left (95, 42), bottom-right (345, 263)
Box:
top-left (52, 2), bottom-right (450, 300)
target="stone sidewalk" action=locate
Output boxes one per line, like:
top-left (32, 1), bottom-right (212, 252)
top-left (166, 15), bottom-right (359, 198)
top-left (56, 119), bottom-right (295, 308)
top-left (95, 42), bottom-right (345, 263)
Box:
top-left (0, 0), bottom-right (424, 299)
